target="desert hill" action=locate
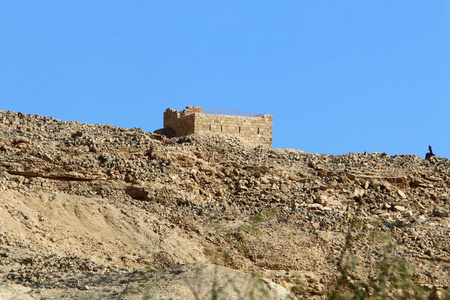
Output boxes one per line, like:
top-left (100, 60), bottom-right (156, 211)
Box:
top-left (0, 110), bottom-right (448, 299)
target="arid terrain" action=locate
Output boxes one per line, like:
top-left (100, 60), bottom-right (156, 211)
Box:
top-left (0, 110), bottom-right (449, 299)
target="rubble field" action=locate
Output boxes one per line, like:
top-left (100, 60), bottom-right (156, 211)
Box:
top-left (0, 111), bottom-right (448, 299)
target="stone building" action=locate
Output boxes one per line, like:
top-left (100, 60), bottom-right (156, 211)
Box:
top-left (163, 106), bottom-right (273, 148)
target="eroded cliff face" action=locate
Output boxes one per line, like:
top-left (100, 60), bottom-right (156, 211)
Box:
top-left (0, 110), bottom-right (448, 299)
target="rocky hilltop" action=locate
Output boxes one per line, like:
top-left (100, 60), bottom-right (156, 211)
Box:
top-left (0, 110), bottom-right (448, 299)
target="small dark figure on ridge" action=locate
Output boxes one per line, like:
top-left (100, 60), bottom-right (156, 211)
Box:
top-left (425, 146), bottom-right (435, 160)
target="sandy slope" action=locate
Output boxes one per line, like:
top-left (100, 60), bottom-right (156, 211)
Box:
top-left (0, 189), bottom-right (205, 267)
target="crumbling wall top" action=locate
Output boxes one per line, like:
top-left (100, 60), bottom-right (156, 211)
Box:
top-left (164, 106), bottom-right (202, 120)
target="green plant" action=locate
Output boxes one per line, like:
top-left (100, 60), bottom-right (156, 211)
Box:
top-left (249, 208), bottom-right (279, 224)
top-left (222, 250), bottom-right (231, 266)
top-left (249, 214), bottom-right (265, 223)
top-left (290, 278), bottom-right (306, 296)
top-left (327, 220), bottom-right (428, 300)
top-left (234, 243), bottom-right (248, 258)
top-left (238, 224), bottom-right (261, 235)
top-left (261, 208), bottom-right (279, 218)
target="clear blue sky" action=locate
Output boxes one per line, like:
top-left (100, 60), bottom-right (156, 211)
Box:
top-left (1, 1), bottom-right (449, 157)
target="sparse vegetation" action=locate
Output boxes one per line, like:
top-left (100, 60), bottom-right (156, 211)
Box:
top-left (238, 224), bottom-right (261, 235)
top-left (250, 214), bottom-right (265, 223)
top-left (326, 220), bottom-right (429, 300)
top-left (136, 264), bottom-right (293, 300)
top-left (249, 208), bottom-right (280, 223)
top-left (234, 243), bottom-right (248, 258)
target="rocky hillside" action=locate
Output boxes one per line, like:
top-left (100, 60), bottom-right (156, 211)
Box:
top-left (0, 110), bottom-right (449, 299)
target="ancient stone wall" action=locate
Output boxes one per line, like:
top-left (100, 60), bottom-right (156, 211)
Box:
top-left (163, 106), bottom-right (273, 148)
top-left (163, 108), bottom-right (197, 137)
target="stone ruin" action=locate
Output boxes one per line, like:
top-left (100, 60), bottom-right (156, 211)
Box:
top-left (161, 106), bottom-right (273, 148)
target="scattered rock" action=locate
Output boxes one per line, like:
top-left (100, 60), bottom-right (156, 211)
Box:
top-left (0, 110), bottom-right (449, 299)
top-left (397, 189), bottom-right (407, 199)
top-left (393, 205), bottom-right (406, 212)
top-left (433, 207), bottom-right (449, 217)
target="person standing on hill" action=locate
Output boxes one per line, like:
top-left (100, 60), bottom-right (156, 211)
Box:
top-left (425, 146), bottom-right (435, 160)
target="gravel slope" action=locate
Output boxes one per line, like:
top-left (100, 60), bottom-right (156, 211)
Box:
top-left (0, 110), bottom-right (448, 299)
